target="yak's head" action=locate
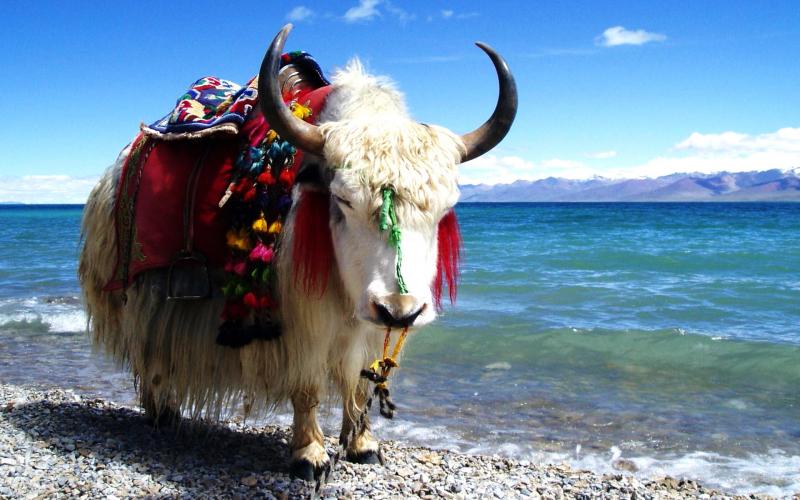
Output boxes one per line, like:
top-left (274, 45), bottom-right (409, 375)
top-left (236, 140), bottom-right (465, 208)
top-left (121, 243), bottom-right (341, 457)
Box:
top-left (259, 25), bottom-right (517, 330)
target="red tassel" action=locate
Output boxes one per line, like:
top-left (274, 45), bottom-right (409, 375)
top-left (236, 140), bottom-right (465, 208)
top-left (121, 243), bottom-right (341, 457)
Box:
top-left (279, 169), bottom-right (295, 189)
top-left (433, 209), bottom-right (462, 310)
top-left (243, 292), bottom-right (258, 309)
top-left (292, 190), bottom-right (334, 296)
top-left (257, 171), bottom-right (276, 185)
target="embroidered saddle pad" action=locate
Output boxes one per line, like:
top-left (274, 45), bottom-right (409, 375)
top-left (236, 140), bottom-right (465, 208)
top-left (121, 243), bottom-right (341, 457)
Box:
top-left (106, 52), bottom-right (331, 291)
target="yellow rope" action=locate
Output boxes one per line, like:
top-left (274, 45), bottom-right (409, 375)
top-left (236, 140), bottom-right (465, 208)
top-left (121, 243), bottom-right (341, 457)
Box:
top-left (364, 327), bottom-right (410, 396)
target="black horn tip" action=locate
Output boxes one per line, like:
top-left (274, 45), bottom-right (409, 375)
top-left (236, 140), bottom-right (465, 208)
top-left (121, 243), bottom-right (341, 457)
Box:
top-left (459, 42), bottom-right (518, 162)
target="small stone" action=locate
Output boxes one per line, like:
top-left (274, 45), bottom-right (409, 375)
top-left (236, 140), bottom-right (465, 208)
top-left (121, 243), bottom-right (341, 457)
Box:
top-left (0, 457), bottom-right (16, 466)
top-left (612, 459), bottom-right (638, 473)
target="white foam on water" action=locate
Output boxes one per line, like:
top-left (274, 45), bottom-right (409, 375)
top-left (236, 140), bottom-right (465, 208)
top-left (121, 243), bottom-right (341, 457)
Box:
top-left (362, 418), bottom-right (800, 497)
top-left (534, 446), bottom-right (800, 497)
top-left (483, 361), bottom-right (512, 370)
top-left (0, 297), bottom-right (87, 333)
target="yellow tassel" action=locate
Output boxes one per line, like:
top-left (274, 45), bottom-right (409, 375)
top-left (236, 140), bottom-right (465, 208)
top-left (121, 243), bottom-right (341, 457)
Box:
top-left (268, 221), bottom-right (282, 234)
top-left (266, 130), bottom-right (278, 143)
top-left (226, 229), bottom-right (252, 251)
top-left (291, 102), bottom-right (312, 120)
top-left (252, 217), bottom-right (268, 233)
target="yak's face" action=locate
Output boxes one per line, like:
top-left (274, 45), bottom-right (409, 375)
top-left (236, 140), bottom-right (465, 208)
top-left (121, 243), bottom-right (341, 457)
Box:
top-left (322, 119), bottom-right (463, 330)
top-left (261, 28), bottom-right (516, 332)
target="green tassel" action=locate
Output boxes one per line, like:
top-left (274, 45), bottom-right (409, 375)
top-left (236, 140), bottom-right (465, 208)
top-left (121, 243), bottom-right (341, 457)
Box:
top-left (379, 187), bottom-right (408, 294)
top-left (379, 188), bottom-right (393, 231)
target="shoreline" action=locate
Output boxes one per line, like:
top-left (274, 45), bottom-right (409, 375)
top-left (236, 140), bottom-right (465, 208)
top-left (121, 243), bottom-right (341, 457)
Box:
top-left (0, 384), bottom-right (755, 499)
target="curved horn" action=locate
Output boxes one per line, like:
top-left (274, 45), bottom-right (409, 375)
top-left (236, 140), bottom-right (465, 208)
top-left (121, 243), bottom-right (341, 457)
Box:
top-left (460, 43), bottom-right (518, 162)
top-left (258, 24), bottom-right (325, 155)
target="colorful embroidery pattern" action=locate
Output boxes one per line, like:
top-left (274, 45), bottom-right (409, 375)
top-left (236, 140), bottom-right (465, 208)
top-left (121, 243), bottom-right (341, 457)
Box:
top-left (145, 52), bottom-right (329, 137)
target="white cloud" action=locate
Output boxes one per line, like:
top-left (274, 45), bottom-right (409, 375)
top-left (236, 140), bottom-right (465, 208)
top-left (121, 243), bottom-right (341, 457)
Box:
top-left (458, 127), bottom-right (800, 184)
top-left (586, 150), bottom-right (618, 159)
top-left (597, 26), bottom-right (666, 47)
top-left (0, 175), bottom-right (99, 204)
top-left (605, 127), bottom-right (800, 178)
top-left (385, 2), bottom-right (415, 22)
top-left (344, 0), bottom-right (382, 23)
top-left (674, 128), bottom-right (800, 154)
top-left (286, 6), bottom-right (314, 22)
top-left (459, 155), bottom-right (595, 185)
top-left (427, 9), bottom-right (478, 22)
top-left (342, 0), bottom-right (414, 23)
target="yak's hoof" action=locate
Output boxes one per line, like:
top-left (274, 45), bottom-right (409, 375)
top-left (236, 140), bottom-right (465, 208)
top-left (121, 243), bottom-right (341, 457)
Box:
top-left (289, 458), bottom-right (331, 483)
top-left (345, 448), bottom-right (383, 465)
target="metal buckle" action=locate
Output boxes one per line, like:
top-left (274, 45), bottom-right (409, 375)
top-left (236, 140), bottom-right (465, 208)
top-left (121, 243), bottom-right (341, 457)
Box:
top-left (166, 250), bottom-right (211, 300)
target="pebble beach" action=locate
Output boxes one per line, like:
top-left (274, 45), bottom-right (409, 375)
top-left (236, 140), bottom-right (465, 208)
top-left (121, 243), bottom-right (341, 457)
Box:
top-left (1, 384), bottom-right (764, 499)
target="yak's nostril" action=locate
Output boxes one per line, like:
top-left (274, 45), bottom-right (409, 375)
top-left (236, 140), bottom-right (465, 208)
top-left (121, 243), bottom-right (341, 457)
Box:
top-left (374, 302), bottom-right (395, 327)
top-left (373, 301), bottom-right (427, 328)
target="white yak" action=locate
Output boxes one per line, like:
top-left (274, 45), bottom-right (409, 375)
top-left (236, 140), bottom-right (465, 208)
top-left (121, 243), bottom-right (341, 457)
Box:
top-left (79, 24), bottom-right (516, 480)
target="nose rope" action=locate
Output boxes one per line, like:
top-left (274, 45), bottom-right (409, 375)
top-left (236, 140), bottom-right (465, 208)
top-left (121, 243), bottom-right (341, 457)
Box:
top-left (379, 187), bottom-right (408, 294)
top-left (360, 326), bottom-right (409, 418)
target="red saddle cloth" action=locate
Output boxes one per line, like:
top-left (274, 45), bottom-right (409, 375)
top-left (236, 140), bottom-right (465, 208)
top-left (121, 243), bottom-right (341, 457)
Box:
top-left (105, 85), bottom-right (332, 291)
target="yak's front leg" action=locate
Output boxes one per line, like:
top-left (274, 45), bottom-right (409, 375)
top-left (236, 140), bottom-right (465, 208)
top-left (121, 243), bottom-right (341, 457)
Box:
top-left (289, 387), bottom-right (330, 481)
top-left (340, 384), bottom-right (382, 465)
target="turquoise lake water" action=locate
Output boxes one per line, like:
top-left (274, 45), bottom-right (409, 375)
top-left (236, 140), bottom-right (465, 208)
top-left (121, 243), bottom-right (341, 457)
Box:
top-left (0, 203), bottom-right (798, 495)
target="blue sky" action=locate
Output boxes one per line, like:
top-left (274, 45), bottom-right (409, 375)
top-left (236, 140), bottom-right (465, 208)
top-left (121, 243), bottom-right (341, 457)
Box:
top-left (1, 0), bottom-right (799, 202)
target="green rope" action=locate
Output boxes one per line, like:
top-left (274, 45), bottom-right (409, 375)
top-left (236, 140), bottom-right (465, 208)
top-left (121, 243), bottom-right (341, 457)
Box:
top-left (379, 187), bottom-right (408, 294)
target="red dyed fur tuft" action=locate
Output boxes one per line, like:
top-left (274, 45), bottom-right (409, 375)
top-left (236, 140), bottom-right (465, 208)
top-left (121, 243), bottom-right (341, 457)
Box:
top-left (433, 210), bottom-right (462, 310)
top-left (292, 191), bottom-right (334, 296)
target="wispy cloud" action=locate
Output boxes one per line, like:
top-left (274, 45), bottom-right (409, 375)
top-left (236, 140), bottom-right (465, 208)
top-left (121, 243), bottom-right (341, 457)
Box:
top-left (343, 0), bottom-right (415, 23)
top-left (427, 9), bottom-right (478, 22)
top-left (286, 6), bottom-right (314, 22)
top-left (0, 175), bottom-right (100, 204)
top-left (385, 2), bottom-right (415, 22)
top-left (344, 0), bottom-right (382, 23)
top-left (586, 150), bottom-right (618, 159)
top-left (596, 26), bottom-right (667, 47)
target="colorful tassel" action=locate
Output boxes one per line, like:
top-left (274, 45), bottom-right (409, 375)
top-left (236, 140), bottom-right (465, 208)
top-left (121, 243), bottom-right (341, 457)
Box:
top-left (252, 216), bottom-right (268, 233)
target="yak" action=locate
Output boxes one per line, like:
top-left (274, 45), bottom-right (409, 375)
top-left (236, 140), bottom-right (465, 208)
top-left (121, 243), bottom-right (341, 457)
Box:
top-left (79, 24), bottom-right (517, 480)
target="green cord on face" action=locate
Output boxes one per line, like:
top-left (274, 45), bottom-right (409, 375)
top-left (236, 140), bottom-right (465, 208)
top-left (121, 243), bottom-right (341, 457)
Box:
top-left (379, 187), bottom-right (408, 294)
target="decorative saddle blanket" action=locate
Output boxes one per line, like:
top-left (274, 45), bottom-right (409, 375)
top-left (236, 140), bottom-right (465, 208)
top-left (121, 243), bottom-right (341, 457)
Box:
top-left (106, 52), bottom-right (332, 347)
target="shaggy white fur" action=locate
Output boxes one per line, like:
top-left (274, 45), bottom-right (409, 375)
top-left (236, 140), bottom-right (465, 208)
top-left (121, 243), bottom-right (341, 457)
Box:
top-left (80, 59), bottom-right (465, 471)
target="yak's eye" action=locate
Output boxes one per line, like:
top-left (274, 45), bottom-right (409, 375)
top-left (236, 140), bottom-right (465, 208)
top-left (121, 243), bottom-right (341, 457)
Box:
top-left (333, 195), bottom-right (352, 209)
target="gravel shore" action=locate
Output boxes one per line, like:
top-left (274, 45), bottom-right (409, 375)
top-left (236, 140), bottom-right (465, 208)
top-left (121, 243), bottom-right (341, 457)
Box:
top-left (0, 384), bottom-right (765, 499)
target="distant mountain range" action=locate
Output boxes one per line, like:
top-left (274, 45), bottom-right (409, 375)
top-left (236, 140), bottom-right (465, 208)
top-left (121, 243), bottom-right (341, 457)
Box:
top-left (459, 168), bottom-right (800, 202)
